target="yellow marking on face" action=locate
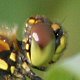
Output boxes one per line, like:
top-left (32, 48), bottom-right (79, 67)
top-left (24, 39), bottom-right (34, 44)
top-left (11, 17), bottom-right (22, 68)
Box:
top-left (26, 43), bottom-right (29, 50)
top-left (22, 62), bottom-right (30, 72)
top-left (10, 52), bottom-right (16, 62)
top-left (0, 59), bottom-right (8, 70)
top-left (60, 34), bottom-right (67, 46)
top-left (35, 20), bottom-right (41, 23)
top-left (28, 19), bottom-right (35, 24)
top-left (0, 40), bottom-right (10, 52)
top-left (55, 34), bottom-right (67, 57)
top-left (26, 52), bottom-right (31, 63)
top-left (51, 23), bottom-right (60, 31)
top-left (10, 66), bottom-right (15, 74)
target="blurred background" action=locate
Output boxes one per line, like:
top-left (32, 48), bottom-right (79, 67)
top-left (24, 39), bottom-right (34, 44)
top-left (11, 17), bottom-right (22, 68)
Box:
top-left (0, 0), bottom-right (80, 80)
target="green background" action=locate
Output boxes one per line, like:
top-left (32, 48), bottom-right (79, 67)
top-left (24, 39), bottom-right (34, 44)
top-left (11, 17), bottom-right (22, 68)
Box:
top-left (0, 0), bottom-right (80, 80)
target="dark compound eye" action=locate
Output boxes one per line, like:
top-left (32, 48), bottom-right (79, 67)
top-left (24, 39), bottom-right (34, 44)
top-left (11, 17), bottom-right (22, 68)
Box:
top-left (54, 29), bottom-right (63, 38)
top-left (23, 16), bottom-right (56, 66)
top-left (31, 23), bottom-right (54, 48)
top-left (25, 16), bottom-right (54, 48)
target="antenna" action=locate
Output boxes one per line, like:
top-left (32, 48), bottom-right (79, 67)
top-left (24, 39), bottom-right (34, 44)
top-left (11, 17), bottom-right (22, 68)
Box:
top-left (61, 15), bottom-right (68, 25)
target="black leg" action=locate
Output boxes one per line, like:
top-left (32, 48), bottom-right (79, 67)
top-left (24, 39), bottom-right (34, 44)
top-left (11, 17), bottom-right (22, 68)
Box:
top-left (26, 70), bottom-right (42, 80)
top-left (32, 66), bottom-right (46, 71)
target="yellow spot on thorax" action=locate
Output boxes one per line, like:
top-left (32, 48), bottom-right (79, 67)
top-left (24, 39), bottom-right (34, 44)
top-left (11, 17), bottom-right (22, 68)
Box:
top-left (9, 52), bottom-right (16, 62)
top-left (22, 62), bottom-right (30, 72)
top-left (10, 66), bottom-right (15, 74)
top-left (26, 43), bottom-right (30, 50)
top-left (0, 59), bottom-right (8, 70)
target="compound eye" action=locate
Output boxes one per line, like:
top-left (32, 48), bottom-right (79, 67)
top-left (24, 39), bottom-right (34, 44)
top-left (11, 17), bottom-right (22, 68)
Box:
top-left (0, 36), bottom-right (10, 52)
top-left (24, 16), bottom-right (56, 66)
top-left (31, 23), bottom-right (54, 48)
top-left (25, 17), bottom-right (54, 48)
